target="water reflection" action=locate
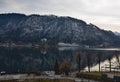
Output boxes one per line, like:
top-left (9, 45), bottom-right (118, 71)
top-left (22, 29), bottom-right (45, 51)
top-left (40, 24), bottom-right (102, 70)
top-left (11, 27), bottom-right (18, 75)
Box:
top-left (0, 47), bottom-right (119, 73)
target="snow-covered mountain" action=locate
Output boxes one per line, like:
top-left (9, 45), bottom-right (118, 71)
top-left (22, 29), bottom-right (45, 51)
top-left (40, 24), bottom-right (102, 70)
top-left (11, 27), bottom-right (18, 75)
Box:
top-left (0, 13), bottom-right (120, 47)
top-left (114, 32), bottom-right (120, 36)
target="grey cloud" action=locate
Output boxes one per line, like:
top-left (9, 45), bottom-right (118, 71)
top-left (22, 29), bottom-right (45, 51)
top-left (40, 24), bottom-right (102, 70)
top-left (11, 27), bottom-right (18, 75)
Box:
top-left (0, 0), bottom-right (120, 32)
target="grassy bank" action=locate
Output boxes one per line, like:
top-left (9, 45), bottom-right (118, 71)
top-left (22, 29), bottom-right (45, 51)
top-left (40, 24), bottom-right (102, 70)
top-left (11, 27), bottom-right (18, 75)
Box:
top-left (76, 72), bottom-right (114, 82)
top-left (0, 78), bottom-right (75, 82)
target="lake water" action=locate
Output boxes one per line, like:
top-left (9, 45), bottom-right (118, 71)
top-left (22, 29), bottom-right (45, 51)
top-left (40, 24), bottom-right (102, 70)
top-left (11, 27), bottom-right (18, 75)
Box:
top-left (0, 47), bottom-right (120, 73)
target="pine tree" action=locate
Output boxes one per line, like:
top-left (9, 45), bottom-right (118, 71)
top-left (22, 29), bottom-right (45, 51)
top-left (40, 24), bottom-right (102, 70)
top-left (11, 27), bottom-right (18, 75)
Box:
top-left (54, 59), bottom-right (59, 75)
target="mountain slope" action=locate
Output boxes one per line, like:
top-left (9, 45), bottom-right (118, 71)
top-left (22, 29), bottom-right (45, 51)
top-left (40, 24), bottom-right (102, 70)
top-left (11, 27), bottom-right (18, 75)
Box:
top-left (0, 13), bottom-right (120, 47)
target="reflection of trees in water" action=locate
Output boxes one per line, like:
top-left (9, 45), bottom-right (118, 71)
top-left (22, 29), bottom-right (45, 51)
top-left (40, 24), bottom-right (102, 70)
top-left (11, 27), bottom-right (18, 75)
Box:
top-left (0, 47), bottom-right (119, 73)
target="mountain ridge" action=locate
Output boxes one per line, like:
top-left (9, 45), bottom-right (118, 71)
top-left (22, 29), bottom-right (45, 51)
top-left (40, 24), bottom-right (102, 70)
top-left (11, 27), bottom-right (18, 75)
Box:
top-left (0, 13), bottom-right (120, 47)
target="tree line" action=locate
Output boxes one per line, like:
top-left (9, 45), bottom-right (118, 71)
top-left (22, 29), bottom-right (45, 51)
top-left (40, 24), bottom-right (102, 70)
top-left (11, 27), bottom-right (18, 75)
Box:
top-left (54, 51), bottom-right (120, 75)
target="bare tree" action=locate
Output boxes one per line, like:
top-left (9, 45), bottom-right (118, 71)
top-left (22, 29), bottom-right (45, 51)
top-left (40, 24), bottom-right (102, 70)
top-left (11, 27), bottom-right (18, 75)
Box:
top-left (96, 53), bottom-right (102, 72)
top-left (108, 56), bottom-right (112, 72)
top-left (115, 52), bottom-right (120, 69)
top-left (60, 60), bottom-right (71, 76)
top-left (76, 52), bottom-right (82, 72)
top-left (86, 53), bottom-right (92, 72)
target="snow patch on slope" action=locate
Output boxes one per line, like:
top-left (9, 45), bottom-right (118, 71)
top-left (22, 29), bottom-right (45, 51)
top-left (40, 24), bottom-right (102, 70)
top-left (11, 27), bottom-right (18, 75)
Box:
top-left (58, 42), bottom-right (79, 47)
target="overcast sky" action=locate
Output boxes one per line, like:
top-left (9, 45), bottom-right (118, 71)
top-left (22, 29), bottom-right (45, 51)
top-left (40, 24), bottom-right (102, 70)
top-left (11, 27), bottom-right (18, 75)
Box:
top-left (0, 0), bottom-right (120, 32)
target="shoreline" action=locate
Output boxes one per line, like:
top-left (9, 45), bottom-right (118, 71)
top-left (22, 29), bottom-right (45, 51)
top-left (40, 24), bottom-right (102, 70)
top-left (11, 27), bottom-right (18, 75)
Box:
top-left (0, 72), bottom-right (120, 82)
top-left (76, 72), bottom-right (120, 82)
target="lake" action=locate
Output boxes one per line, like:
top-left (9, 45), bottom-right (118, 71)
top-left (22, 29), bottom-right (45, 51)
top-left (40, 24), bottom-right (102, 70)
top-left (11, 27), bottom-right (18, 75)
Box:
top-left (0, 47), bottom-right (120, 73)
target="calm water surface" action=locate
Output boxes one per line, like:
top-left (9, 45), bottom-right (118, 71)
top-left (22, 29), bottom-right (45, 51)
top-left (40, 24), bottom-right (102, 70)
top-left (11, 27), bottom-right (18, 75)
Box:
top-left (0, 47), bottom-right (120, 73)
